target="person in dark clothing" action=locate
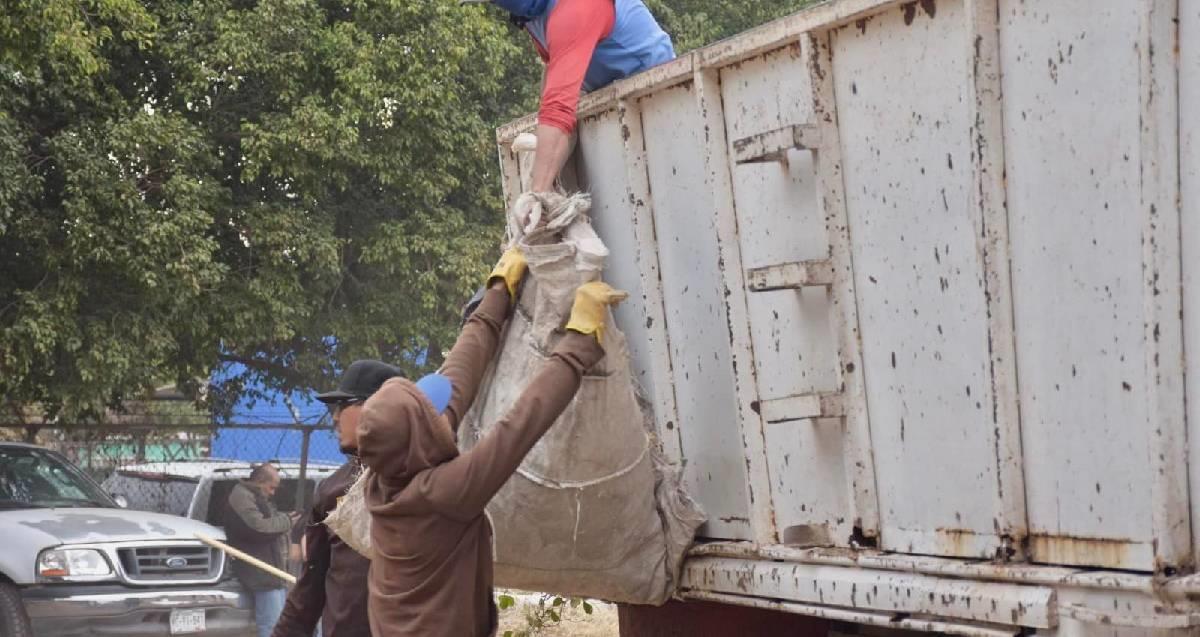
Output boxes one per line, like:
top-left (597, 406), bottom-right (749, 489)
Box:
top-left (356, 248), bottom-right (626, 637)
top-left (271, 360), bottom-right (406, 637)
top-left (225, 464), bottom-right (298, 637)
top-left (270, 462), bottom-right (369, 637)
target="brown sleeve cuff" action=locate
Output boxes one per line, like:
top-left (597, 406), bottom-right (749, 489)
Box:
top-left (553, 331), bottom-right (605, 373)
top-left (474, 285), bottom-right (512, 324)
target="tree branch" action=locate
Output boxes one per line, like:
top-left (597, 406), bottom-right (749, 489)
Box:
top-left (216, 353), bottom-right (308, 388)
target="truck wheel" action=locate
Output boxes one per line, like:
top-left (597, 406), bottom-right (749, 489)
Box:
top-left (0, 581), bottom-right (33, 637)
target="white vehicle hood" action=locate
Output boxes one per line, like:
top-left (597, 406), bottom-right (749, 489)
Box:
top-left (0, 507), bottom-right (224, 544)
top-left (0, 507), bottom-right (225, 584)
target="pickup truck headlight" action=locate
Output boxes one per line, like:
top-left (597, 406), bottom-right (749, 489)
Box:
top-left (37, 548), bottom-right (114, 582)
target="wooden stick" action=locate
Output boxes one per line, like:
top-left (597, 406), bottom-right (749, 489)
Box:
top-left (195, 532), bottom-right (297, 585)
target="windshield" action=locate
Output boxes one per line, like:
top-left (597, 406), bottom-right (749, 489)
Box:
top-left (0, 447), bottom-right (115, 510)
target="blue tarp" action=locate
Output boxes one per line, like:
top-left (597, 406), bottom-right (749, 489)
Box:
top-left (210, 350), bottom-right (427, 464)
top-left (210, 362), bottom-right (344, 464)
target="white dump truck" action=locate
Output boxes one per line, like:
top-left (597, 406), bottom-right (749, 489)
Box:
top-left (496, 0), bottom-right (1200, 634)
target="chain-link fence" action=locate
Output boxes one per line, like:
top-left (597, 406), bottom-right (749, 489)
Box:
top-left (0, 422), bottom-right (343, 524)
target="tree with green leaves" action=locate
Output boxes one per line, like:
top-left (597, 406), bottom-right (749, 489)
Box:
top-left (0, 0), bottom-right (818, 423)
top-left (1, 0), bottom-right (538, 421)
top-left (645, 0), bottom-right (821, 53)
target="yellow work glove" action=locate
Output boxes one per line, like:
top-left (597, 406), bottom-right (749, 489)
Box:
top-left (487, 247), bottom-right (527, 300)
top-left (564, 281), bottom-right (629, 345)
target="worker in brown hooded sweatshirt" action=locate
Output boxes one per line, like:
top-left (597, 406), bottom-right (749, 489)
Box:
top-left (354, 247), bottom-right (625, 637)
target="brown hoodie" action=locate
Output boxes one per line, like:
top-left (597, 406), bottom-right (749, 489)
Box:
top-left (356, 288), bottom-right (604, 637)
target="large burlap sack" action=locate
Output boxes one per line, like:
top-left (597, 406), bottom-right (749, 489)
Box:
top-left (323, 467), bottom-right (374, 559)
top-left (459, 191), bottom-right (705, 605)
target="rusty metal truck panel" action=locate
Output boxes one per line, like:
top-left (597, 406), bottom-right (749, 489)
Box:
top-left (497, 0), bottom-right (1200, 632)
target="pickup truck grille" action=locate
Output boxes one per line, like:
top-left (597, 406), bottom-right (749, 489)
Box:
top-left (118, 545), bottom-right (221, 582)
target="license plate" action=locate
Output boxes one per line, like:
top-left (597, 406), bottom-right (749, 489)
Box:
top-left (170, 608), bottom-right (206, 634)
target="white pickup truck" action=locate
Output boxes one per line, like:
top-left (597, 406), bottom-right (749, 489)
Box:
top-left (0, 442), bottom-right (254, 637)
top-left (101, 459), bottom-right (340, 526)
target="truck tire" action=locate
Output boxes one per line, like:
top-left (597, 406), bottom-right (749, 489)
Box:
top-left (0, 581), bottom-right (32, 637)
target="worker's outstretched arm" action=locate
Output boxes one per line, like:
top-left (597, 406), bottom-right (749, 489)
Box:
top-left (530, 0), bottom-right (614, 192)
top-left (270, 506), bottom-right (330, 637)
top-left (418, 331), bottom-right (602, 519)
top-left (418, 282), bottom-right (626, 519)
top-left (440, 249), bottom-right (527, 433)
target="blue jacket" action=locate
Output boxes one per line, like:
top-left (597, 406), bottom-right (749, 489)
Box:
top-left (494, 0), bottom-right (676, 92)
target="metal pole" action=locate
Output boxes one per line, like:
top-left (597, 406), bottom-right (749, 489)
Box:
top-left (295, 426), bottom-right (312, 514)
top-left (281, 395), bottom-right (312, 515)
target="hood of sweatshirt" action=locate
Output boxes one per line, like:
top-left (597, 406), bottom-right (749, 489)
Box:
top-left (356, 377), bottom-right (459, 489)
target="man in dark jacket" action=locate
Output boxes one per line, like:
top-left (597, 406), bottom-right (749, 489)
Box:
top-left (356, 248), bottom-right (626, 636)
top-left (271, 360), bottom-right (405, 637)
top-left (225, 464), bottom-right (298, 637)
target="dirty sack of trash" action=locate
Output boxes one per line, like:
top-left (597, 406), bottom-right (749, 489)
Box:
top-left (323, 183), bottom-right (705, 605)
top-left (457, 189), bottom-right (706, 605)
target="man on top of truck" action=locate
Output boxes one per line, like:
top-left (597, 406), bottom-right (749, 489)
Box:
top-left (468, 0), bottom-right (675, 193)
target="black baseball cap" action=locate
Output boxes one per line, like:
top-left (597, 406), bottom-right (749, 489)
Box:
top-left (316, 360), bottom-right (404, 404)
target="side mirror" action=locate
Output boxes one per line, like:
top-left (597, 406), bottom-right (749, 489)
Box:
top-left (112, 494), bottom-right (129, 508)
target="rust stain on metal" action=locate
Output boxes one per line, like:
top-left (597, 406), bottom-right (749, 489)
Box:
top-left (731, 136), bottom-right (755, 155)
top-left (933, 528), bottom-right (983, 558)
top-left (900, 0), bottom-right (936, 26)
top-left (782, 523), bottom-right (834, 548)
top-left (1029, 534), bottom-right (1132, 570)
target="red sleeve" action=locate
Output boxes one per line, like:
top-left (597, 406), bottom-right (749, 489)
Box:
top-left (538, 0), bottom-right (615, 133)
